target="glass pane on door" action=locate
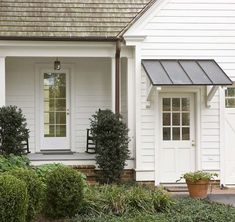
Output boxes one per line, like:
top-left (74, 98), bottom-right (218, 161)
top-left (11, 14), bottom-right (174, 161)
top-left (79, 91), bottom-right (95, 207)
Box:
top-left (162, 97), bottom-right (191, 141)
top-left (44, 73), bottom-right (67, 137)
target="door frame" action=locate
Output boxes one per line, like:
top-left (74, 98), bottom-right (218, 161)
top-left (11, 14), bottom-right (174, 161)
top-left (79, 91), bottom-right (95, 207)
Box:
top-left (154, 87), bottom-right (202, 185)
top-left (35, 63), bottom-right (76, 153)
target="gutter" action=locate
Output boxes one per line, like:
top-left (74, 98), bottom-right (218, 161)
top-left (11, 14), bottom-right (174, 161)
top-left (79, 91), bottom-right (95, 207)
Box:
top-left (0, 36), bottom-right (118, 42)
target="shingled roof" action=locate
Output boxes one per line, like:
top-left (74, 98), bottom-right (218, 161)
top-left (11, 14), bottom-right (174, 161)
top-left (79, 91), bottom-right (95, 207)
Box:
top-left (0, 0), bottom-right (155, 40)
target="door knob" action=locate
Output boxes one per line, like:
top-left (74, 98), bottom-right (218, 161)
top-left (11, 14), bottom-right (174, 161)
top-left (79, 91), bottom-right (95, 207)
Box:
top-left (192, 140), bottom-right (196, 147)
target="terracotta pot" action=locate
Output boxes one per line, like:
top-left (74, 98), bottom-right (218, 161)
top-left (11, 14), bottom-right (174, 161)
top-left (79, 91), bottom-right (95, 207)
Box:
top-left (186, 179), bottom-right (210, 199)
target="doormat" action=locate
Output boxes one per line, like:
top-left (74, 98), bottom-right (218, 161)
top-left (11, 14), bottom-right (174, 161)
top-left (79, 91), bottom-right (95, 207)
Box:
top-left (164, 186), bottom-right (188, 192)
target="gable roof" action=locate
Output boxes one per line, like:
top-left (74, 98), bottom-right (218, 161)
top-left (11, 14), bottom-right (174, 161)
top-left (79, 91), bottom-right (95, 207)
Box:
top-left (0, 0), bottom-right (155, 41)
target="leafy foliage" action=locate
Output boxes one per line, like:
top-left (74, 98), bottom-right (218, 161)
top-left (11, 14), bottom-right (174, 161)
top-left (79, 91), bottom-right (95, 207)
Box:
top-left (0, 106), bottom-right (29, 155)
top-left (7, 168), bottom-right (44, 222)
top-left (179, 171), bottom-right (218, 183)
top-left (44, 166), bottom-right (85, 219)
top-left (0, 154), bottom-right (30, 173)
top-left (79, 185), bottom-right (172, 217)
top-left (74, 195), bottom-right (235, 222)
top-left (90, 109), bottom-right (130, 183)
top-left (0, 174), bottom-right (28, 222)
top-left (35, 163), bottom-right (63, 183)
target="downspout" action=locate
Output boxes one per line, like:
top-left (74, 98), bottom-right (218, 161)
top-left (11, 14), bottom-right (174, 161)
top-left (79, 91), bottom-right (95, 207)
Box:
top-left (115, 39), bottom-right (121, 113)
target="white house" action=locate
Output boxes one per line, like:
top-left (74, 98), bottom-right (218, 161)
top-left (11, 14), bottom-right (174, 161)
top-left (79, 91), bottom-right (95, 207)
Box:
top-left (1, 0), bottom-right (235, 187)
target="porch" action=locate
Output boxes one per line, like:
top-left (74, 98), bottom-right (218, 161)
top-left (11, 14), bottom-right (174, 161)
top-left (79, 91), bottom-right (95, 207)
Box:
top-left (0, 42), bottom-right (135, 164)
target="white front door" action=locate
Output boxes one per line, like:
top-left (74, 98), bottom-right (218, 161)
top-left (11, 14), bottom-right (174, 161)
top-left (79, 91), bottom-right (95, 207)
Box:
top-left (40, 70), bottom-right (70, 150)
top-left (159, 93), bottom-right (196, 183)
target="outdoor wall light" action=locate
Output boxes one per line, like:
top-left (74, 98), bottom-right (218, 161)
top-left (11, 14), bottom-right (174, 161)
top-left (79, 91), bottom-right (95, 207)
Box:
top-left (54, 58), bottom-right (61, 70)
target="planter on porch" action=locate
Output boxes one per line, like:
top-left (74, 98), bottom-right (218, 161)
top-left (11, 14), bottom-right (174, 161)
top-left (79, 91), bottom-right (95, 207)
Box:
top-left (178, 171), bottom-right (218, 199)
top-left (186, 179), bottom-right (210, 199)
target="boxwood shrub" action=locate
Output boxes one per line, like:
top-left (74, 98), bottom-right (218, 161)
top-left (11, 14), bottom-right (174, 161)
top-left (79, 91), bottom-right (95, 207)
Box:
top-left (7, 168), bottom-right (44, 222)
top-left (0, 174), bottom-right (28, 222)
top-left (44, 166), bottom-right (85, 219)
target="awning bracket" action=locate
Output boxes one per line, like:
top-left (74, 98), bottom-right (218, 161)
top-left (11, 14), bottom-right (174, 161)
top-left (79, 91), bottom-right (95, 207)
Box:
top-left (206, 86), bottom-right (219, 108)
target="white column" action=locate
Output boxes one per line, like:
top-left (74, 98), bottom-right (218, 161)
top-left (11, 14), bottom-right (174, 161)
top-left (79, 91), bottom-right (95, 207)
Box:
top-left (0, 57), bottom-right (6, 107)
top-left (134, 44), bottom-right (142, 172)
top-left (127, 57), bottom-right (135, 158)
top-left (111, 57), bottom-right (116, 112)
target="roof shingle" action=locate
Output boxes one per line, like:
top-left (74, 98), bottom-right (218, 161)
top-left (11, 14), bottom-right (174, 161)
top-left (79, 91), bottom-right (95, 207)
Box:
top-left (0, 0), bottom-right (154, 40)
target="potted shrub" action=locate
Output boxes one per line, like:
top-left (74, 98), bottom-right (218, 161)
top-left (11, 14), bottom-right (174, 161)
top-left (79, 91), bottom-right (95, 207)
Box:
top-left (178, 171), bottom-right (218, 199)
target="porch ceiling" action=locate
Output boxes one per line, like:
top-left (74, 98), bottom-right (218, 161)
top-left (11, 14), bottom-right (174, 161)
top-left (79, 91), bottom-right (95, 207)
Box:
top-left (0, 0), bottom-right (155, 40)
top-left (142, 59), bottom-right (233, 86)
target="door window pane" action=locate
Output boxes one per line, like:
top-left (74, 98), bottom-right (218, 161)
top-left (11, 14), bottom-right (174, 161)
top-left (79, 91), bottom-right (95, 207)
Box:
top-left (182, 98), bottom-right (190, 111)
top-left (163, 98), bottom-right (171, 111)
top-left (173, 128), bottom-right (180, 140)
top-left (163, 113), bottom-right (171, 126)
top-left (182, 113), bottom-right (190, 126)
top-left (182, 128), bottom-right (190, 140)
top-left (43, 73), bottom-right (67, 137)
top-left (172, 98), bottom-right (180, 111)
top-left (172, 113), bottom-right (180, 126)
top-left (163, 127), bottom-right (171, 140)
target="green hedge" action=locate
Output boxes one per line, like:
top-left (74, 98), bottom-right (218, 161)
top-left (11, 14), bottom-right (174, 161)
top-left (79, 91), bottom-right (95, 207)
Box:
top-left (44, 166), bottom-right (85, 219)
top-left (0, 175), bottom-right (28, 222)
top-left (7, 168), bottom-right (44, 222)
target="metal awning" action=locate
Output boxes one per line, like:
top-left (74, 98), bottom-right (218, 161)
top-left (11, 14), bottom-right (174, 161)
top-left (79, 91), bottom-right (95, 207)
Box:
top-left (142, 59), bottom-right (233, 86)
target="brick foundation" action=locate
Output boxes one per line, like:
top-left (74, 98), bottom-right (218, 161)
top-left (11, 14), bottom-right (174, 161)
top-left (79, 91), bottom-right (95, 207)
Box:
top-left (73, 165), bottom-right (135, 184)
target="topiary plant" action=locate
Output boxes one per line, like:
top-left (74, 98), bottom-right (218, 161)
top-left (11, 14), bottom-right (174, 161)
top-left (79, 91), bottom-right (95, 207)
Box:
top-left (44, 166), bottom-right (85, 219)
top-left (7, 168), bottom-right (44, 222)
top-left (90, 109), bottom-right (130, 184)
top-left (0, 174), bottom-right (28, 222)
top-left (0, 106), bottom-right (29, 155)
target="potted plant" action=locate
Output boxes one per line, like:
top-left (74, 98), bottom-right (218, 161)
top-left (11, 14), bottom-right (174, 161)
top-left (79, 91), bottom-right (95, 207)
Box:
top-left (178, 171), bottom-right (218, 199)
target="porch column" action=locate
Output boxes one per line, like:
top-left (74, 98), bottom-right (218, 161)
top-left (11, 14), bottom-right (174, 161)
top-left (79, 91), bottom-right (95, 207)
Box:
top-left (127, 57), bottom-right (135, 157)
top-left (0, 57), bottom-right (6, 107)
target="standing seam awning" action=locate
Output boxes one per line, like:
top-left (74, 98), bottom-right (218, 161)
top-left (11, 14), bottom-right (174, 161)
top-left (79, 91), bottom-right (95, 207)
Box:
top-left (142, 59), bottom-right (233, 86)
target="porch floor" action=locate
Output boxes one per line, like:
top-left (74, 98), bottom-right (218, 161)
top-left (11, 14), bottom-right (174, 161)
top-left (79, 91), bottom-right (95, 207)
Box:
top-left (28, 152), bottom-right (96, 161)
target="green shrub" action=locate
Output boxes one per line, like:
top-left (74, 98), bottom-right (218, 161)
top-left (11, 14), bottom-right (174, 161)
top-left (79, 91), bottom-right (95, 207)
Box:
top-left (0, 154), bottom-right (30, 173)
top-left (7, 168), bottom-right (44, 222)
top-left (90, 109), bottom-right (130, 183)
top-left (0, 174), bottom-right (28, 222)
top-left (80, 185), bottom-right (172, 217)
top-left (35, 163), bottom-right (63, 183)
top-left (44, 166), bottom-right (85, 219)
top-left (0, 106), bottom-right (29, 155)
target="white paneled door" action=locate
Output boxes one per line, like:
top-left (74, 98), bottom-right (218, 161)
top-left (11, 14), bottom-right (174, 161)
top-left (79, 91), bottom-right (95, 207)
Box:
top-left (159, 93), bottom-right (196, 183)
top-left (40, 70), bottom-right (70, 150)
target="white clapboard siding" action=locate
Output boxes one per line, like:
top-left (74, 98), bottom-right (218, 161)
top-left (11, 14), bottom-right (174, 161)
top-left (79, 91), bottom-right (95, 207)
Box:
top-left (6, 57), bottom-right (111, 153)
top-left (136, 0), bottom-right (235, 176)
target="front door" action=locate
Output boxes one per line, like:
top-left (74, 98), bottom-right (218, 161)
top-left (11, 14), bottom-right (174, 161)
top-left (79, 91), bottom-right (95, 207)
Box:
top-left (40, 70), bottom-right (70, 150)
top-left (159, 93), bottom-right (196, 183)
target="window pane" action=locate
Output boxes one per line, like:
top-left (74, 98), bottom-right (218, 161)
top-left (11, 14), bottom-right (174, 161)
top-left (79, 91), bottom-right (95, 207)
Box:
top-left (226, 98), bottom-right (235, 108)
top-left (44, 125), bottom-right (55, 137)
top-left (172, 113), bottom-right (180, 126)
top-left (56, 112), bottom-right (66, 125)
top-left (163, 113), bottom-right (171, 126)
top-left (56, 125), bottom-right (66, 137)
top-left (182, 98), bottom-right (190, 111)
top-left (226, 88), bottom-right (235, 97)
top-left (172, 98), bottom-right (180, 111)
top-left (163, 127), bottom-right (171, 140)
top-left (182, 128), bottom-right (190, 140)
top-left (173, 128), bottom-right (180, 140)
top-left (55, 99), bottom-right (66, 111)
top-left (163, 98), bottom-right (171, 111)
top-left (182, 113), bottom-right (190, 126)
